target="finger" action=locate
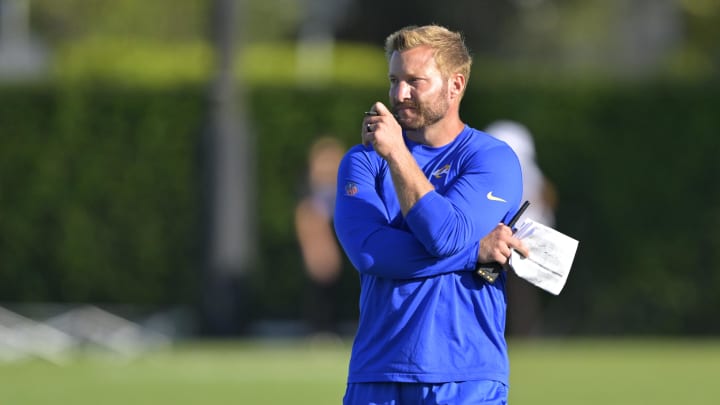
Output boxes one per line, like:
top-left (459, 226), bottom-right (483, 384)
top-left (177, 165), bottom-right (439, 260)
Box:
top-left (363, 107), bottom-right (378, 144)
top-left (365, 103), bottom-right (380, 116)
top-left (493, 251), bottom-right (509, 265)
top-left (364, 129), bottom-right (377, 146)
top-left (361, 122), bottom-right (370, 146)
top-left (512, 239), bottom-right (530, 258)
top-left (373, 102), bottom-right (392, 116)
top-left (499, 245), bottom-right (512, 262)
top-left (362, 129), bottom-right (373, 146)
top-left (493, 223), bottom-right (508, 234)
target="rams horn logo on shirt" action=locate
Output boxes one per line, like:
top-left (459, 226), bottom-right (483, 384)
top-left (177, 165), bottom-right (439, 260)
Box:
top-left (432, 164), bottom-right (451, 178)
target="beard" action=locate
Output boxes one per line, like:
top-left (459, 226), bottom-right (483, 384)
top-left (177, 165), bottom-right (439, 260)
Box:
top-left (392, 87), bottom-right (450, 130)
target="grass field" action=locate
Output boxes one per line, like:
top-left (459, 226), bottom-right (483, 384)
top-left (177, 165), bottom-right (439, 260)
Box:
top-left (1, 338), bottom-right (719, 404)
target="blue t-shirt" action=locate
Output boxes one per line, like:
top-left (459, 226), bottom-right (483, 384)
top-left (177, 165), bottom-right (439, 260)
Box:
top-left (334, 125), bottom-right (523, 384)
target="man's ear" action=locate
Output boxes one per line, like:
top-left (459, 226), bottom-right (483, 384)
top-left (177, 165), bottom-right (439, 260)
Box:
top-left (449, 73), bottom-right (466, 99)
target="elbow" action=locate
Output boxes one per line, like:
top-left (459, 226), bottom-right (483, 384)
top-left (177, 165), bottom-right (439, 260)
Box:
top-left (342, 244), bottom-right (390, 277)
top-left (348, 252), bottom-right (381, 276)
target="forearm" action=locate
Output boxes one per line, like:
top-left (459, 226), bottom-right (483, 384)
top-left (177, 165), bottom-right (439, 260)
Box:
top-left (386, 147), bottom-right (435, 216)
top-left (334, 218), bottom-right (478, 279)
top-left (334, 149), bottom-right (477, 279)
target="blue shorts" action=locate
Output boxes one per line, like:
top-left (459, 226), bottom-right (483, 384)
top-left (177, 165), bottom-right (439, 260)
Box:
top-left (343, 380), bottom-right (508, 405)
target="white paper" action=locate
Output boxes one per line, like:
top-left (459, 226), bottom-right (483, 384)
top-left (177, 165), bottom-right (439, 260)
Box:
top-left (509, 218), bottom-right (579, 295)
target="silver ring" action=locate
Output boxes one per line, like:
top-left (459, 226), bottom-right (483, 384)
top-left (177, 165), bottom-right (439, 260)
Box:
top-left (366, 123), bottom-right (372, 132)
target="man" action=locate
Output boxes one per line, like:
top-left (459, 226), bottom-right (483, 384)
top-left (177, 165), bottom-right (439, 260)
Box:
top-left (294, 137), bottom-right (346, 336)
top-left (485, 120), bottom-right (558, 337)
top-left (334, 25), bottom-right (529, 404)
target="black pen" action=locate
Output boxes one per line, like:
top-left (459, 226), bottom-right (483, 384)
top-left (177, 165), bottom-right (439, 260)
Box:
top-left (506, 200), bottom-right (530, 230)
top-left (366, 109), bottom-right (401, 120)
top-left (475, 200), bottom-right (531, 283)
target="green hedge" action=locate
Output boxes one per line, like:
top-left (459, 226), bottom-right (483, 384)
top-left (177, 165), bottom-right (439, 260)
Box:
top-left (1, 79), bottom-right (719, 334)
top-left (0, 84), bottom-right (204, 305)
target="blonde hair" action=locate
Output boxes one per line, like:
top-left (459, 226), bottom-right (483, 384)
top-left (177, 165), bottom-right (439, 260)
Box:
top-left (384, 24), bottom-right (472, 84)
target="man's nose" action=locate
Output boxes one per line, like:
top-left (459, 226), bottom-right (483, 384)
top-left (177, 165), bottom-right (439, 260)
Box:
top-left (392, 81), bottom-right (411, 102)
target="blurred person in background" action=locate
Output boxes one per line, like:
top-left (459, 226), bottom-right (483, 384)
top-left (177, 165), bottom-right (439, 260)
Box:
top-left (334, 25), bottom-right (528, 404)
top-left (485, 120), bottom-right (558, 337)
top-left (294, 137), bottom-right (346, 337)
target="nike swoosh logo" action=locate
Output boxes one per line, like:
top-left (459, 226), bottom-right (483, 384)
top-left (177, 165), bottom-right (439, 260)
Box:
top-left (486, 191), bottom-right (507, 202)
